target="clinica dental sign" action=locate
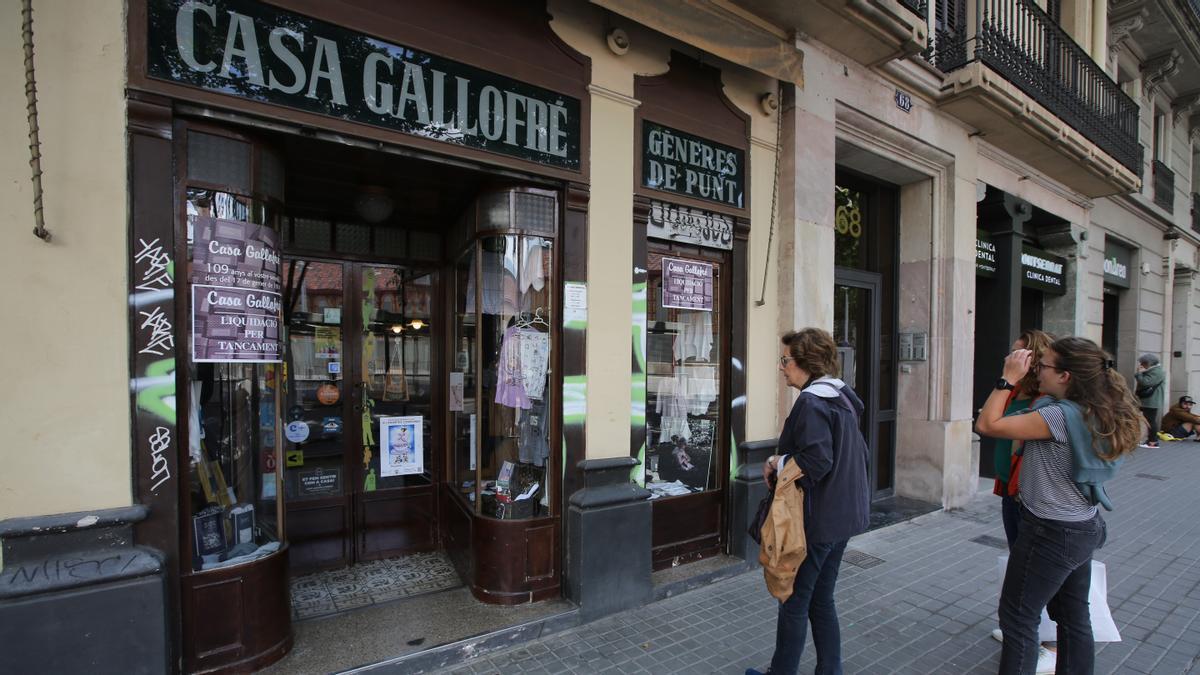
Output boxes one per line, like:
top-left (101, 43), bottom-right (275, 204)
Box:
top-left (148, 0), bottom-right (581, 169)
top-left (643, 121), bottom-right (745, 208)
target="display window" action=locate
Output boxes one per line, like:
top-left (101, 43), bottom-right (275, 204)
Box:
top-left (184, 173), bottom-right (285, 571)
top-left (644, 250), bottom-right (723, 499)
top-left (452, 190), bottom-right (557, 521)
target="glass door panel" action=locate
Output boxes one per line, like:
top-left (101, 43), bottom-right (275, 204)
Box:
top-left (283, 260), bottom-right (347, 501)
top-left (359, 265), bottom-right (435, 491)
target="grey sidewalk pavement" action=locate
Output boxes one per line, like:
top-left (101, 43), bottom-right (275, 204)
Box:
top-left (431, 442), bottom-right (1200, 675)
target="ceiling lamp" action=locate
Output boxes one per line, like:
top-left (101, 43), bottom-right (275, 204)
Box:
top-left (408, 319), bottom-right (426, 330)
top-left (355, 186), bottom-right (395, 224)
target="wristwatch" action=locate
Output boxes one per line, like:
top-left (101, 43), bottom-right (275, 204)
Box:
top-left (995, 378), bottom-right (1015, 391)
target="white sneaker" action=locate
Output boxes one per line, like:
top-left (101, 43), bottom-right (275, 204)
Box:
top-left (991, 628), bottom-right (1003, 643)
top-left (1036, 646), bottom-right (1057, 674)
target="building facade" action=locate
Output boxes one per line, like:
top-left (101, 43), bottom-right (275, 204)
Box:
top-left (1, 0), bottom-right (1197, 672)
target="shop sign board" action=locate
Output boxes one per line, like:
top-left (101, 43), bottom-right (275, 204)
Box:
top-left (648, 200), bottom-right (733, 250)
top-left (1103, 241), bottom-right (1132, 289)
top-left (190, 217), bottom-right (283, 362)
top-left (1021, 245), bottom-right (1067, 295)
top-left (147, 0), bottom-right (581, 170)
top-left (976, 230), bottom-right (997, 277)
top-left (642, 121), bottom-right (745, 208)
top-left (662, 257), bottom-right (714, 311)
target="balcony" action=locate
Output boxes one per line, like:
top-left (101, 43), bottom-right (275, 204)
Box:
top-left (736, 0), bottom-right (928, 66)
top-left (927, 0), bottom-right (1141, 198)
top-left (1193, 193), bottom-right (1199, 233)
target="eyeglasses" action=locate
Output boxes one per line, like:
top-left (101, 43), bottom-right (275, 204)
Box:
top-left (779, 356), bottom-right (795, 368)
top-left (1033, 361), bottom-right (1068, 374)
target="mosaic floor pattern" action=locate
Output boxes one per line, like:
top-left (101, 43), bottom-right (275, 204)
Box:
top-left (289, 551), bottom-right (462, 621)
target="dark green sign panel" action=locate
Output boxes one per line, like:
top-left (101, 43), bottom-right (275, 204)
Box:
top-left (1021, 244), bottom-right (1067, 295)
top-left (642, 121), bottom-right (745, 208)
top-left (148, 0), bottom-right (581, 170)
top-left (976, 230), bottom-right (997, 277)
top-left (1103, 241), bottom-right (1132, 289)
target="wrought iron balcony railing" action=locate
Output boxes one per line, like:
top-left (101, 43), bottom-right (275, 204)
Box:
top-left (897, 0), bottom-right (928, 17)
top-left (925, 0), bottom-right (1141, 175)
top-left (1153, 160), bottom-right (1174, 212)
top-left (1193, 192), bottom-right (1199, 233)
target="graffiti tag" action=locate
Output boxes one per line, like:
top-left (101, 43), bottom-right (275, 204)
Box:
top-left (138, 306), bottom-right (175, 356)
top-left (148, 426), bottom-right (172, 493)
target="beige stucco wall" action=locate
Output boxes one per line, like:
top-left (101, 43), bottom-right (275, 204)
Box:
top-left (550, 1), bottom-right (784, 457)
top-left (0, 1), bottom-right (130, 519)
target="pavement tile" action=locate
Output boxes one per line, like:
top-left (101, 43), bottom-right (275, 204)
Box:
top-left (426, 443), bottom-right (1200, 675)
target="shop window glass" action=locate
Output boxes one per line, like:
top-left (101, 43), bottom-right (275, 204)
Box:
top-left (644, 251), bottom-right (722, 498)
top-left (375, 225), bottom-right (408, 258)
top-left (453, 249), bottom-right (478, 498)
top-left (293, 217), bottom-right (332, 250)
top-left (514, 192), bottom-right (556, 233)
top-left (455, 234), bottom-right (553, 518)
top-left (336, 222), bottom-right (371, 255)
top-left (187, 132), bottom-right (251, 192)
top-left (257, 146), bottom-right (285, 202)
top-left (185, 188), bottom-right (281, 572)
top-left (834, 185), bottom-right (867, 269)
top-left (410, 231), bottom-right (442, 261)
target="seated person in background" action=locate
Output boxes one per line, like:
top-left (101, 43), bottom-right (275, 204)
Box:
top-left (1160, 395), bottom-right (1200, 440)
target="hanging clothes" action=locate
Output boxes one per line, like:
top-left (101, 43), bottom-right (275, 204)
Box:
top-left (518, 399), bottom-right (550, 467)
top-left (673, 311), bottom-right (714, 362)
top-left (495, 326), bottom-right (531, 410)
top-left (466, 248), bottom-right (519, 316)
top-left (519, 237), bottom-right (547, 294)
top-left (518, 328), bottom-right (550, 400)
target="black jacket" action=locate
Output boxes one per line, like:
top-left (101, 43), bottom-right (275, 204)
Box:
top-left (779, 381), bottom-right (871, 544)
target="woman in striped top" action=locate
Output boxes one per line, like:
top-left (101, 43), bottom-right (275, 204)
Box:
top-left (976, 337), bottom-right (1141, 675)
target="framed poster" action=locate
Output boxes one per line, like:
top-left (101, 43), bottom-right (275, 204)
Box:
top-left (380, 415), bottom-right (424, 477)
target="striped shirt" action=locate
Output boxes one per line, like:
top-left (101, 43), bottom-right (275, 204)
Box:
top-left (1019, 405), bottom-right (1099, 522)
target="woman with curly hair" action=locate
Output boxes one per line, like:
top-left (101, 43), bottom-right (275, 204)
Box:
top-left (977, 336), bottom-right (1142, 674)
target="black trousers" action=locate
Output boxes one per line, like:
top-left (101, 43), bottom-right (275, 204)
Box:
top-left (1141, 407), bottom-right (1159, 443)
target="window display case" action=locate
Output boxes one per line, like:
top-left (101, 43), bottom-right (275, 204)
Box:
top-left (444, 186), bottom-right (561, 604)
top-left (179, 128), bottom-right (292, 673)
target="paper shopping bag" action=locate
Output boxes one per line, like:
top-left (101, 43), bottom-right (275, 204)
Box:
top-left (997, 555), bottom-right (1121, 642)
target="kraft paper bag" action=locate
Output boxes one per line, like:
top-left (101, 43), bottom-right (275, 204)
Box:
top-left (997, 555), bottom-right (1121, 642)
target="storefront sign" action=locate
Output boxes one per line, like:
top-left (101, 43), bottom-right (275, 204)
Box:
top-left (1103, 241), bottom-right (1132, 289)
top-left (191, 217), bottom-right (283, 362)
top-left (976, 230), bottom-right (997, 277)
top-left (296, 466), bottom-right (341, 497)
top-left (648, 200), bottom-right (733, 250)
top-left (643, 121), bottom-right (744, 208)
top-left (662, 257), bottom-right (714, 311)
top-left (147, 0), bottom-right (581, 170)
top-left (380, 415), bottom-right (424, 477)
top-left (1021, 245), bottom-right (1067, 295)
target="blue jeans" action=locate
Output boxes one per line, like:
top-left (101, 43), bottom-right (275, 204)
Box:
top-left (1001, 493), bottom-right (1021, 548)
top-left (769, 540), bottom-right (848, 675)
top-left (999, 507), bottom-right (1105, 675)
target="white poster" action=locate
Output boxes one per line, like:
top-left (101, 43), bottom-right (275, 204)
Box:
top-left (380, 415), bottom-right (424, 477)
top-left (449, 372), bottom-right (464, 412)
top-left (563, 282), bottom-right (587, 324)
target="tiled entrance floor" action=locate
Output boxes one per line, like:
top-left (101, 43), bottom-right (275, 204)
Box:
top-left (289, 551), bottom-right (462, 620)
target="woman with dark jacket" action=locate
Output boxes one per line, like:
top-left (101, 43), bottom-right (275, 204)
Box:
top-left (748, 328), bottom-right (870, 675)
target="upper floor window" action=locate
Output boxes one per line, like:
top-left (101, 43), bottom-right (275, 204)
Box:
top-left (1153, 107), bottom-right (1168, 162)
